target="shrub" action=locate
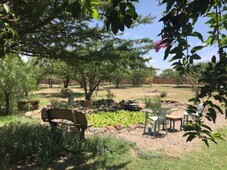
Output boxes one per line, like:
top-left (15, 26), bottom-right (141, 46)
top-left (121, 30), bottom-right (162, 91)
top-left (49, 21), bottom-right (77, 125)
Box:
top-left (60, 88), bottom-right (74, 97)
top-left (160, 91), bottom-right (167, 98)
top-left (142, 96), bottom-right (161, 110)
top-left (69, 134), bottom-right (136, 167)
top-left (50, 99), bottom-right (81, 109)
top-left (106, 89), bottom-right (115, 100)
top-left (93, 99), bottom-right (114, 107)
top-left (84, 135), bottom-right (135, 157)
top-left (0, 122), bottom-right (79, 169)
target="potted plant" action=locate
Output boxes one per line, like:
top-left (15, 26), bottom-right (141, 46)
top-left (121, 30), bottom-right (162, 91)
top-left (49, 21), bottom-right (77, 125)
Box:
top-left (17, 99), bottom-right (40, 111)
top-left (84, 100), bottom-right (93, 108)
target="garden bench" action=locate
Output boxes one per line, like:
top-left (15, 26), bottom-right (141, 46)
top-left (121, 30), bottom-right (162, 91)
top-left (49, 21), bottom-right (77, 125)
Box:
top-left (41, 108), bottom-right (92, 140)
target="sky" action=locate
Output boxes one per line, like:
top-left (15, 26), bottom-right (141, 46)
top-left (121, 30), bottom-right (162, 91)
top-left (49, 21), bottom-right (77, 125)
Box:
top-left (118, 0), bottom-right (218, 74)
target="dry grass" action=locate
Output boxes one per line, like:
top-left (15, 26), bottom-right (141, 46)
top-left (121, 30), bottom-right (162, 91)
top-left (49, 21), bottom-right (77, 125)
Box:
top-left (35, 84), bottom-right (195, 105)
top-left (35, 83), bottom-right (222, 107)
top-left (69, 84), bottom-right (194, 103)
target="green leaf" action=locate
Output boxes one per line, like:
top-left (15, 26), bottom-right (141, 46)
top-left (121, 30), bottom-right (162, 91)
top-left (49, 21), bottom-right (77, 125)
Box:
top-left (191, 32), bottom-right (204, 42)
top-left (211, 55), bottom-right (216, 63)
top-left (206, 36), bottom-right (212, 45)
top-left (125, 4), bottom-right (138, 19)
top-left (191, 46), bottom-right (204, 54)
top-left (201, 124), bottom-right (212, 132)
top-left (118, 23), bottom-right (124, 31)
top-left (186, 134), bottom-right (196, 142)
top-left (0, 45), bottom-right (5, 57)
top-left (166, 0), bottom-right (175, 11)
top-left (111, 20), bottom-right (119, 34)
top-left (92, 8), bottom-right (99, 19)
top-left (71, 2), bottom-right (82, 19)
top-left (124, 14), bottom-right (132, 28)
top-left (199, 0), bottom-right (209, 15)
top-left (169, 46), bottom-right (183, 55)
top-left (3, 3), bottom-right (11, 14)
top-left (206, 108), bottom-right (217, 123)
top-left (183, 58), bottom-right (188, 65)
top-left (11, 29), bottom-right (19, 38)
top-left (113, 0), bottom-right (121, 7)
top-left (91, 0), bottom-right (100, 5)
top-left (191, 54), bottom-right (201, 60)
top-left (188, 98), bottom-right (200, 104)
top-left (202, 138), bottom-right (209, 147)
top-left (170, 54), bottom-right (183, 61)
top-left (109, 9), bottom-right (118, 20)
top-left (163, 45), bottom-right (171, 60)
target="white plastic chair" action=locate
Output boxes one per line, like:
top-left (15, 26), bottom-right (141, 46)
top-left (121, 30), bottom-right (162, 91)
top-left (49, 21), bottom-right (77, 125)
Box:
top-left (143, 108), bottom-right (169, 138)
top-left (183, 103), bottom-right (204, 125)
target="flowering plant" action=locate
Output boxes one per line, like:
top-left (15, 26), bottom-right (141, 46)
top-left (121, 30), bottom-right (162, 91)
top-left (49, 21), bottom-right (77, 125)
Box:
top-left (153, 36), bottom-right (167, 52)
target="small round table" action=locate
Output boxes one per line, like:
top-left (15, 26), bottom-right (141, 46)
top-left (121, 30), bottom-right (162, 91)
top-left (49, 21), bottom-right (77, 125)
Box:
top-left (166, 115), bottom-right (183, 131)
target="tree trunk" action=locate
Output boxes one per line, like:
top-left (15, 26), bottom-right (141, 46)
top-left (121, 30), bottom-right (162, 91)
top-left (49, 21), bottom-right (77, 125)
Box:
top-left (85, 94), bottom-right (92, 101)
top-left (115, 79), bottom-right (120, 88)
top-left (4, 91), bottom-right (10, 115)
top-left (63, 76), bottom-right (70, 88)
top-left (48, 78), bottom-right (53, 88)
top-left (80, 81), bottom-right (84, 88)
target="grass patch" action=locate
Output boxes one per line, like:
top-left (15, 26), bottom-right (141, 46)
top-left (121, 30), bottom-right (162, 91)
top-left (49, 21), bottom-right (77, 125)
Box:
top-left (0, 114), bottom-right (37, 127)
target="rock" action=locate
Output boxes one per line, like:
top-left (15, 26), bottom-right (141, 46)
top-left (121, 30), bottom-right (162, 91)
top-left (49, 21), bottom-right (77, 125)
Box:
top-left (137, 102), bottom-right (146, 110)
top-left (114, 124), bottom-right (123, 131)
top-left (24, 111), bottom-right (33, 117)
top-left (33, 110), bottom-right (41, 115)
top-left (106, 126), bottom-right (115, 131)
top-left (88, 128), bottom-right (105, 134)
top-left (128, 125), bottom-right (137, 130)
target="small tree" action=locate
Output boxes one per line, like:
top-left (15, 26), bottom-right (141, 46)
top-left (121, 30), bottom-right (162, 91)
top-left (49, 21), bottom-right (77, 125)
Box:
top-left (0, 54), bottom-right (37, 115)
top-left (159, 68), bottom-right (175, 79)
top-left (109, 68), bottom-right (128, 88)
top-left (129, 69), bottom-right (149, 87)
top-left (181, 63), bottom-right (208, 97)
top-left (76, 60), bottom-right (110, 101)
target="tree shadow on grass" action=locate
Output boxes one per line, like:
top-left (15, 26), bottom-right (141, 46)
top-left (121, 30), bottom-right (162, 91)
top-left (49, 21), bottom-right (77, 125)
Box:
top-left (104, 85), bottom-right (144, 90)
top-left (15, 156), bottom-right (131, 170)
top-left (37, 92), bottom-right (85, 99)
top-left (159, 85), bottom-right (192, 89)
top-left (172, 85), bottom-right (192, 88)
